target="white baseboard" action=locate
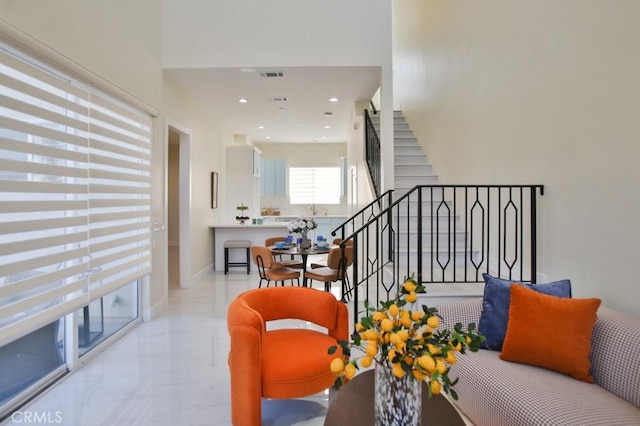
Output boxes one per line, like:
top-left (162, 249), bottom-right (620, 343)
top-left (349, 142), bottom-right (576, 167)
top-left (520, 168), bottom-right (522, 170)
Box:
top-left (191, 264), bottom-right (214, 286)
top-left (143, 294), bottom-right (168, 322)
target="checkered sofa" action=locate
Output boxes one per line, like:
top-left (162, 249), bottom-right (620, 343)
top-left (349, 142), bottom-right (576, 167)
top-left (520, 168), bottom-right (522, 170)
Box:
top-left (436, 298), bottom-right (640, 426)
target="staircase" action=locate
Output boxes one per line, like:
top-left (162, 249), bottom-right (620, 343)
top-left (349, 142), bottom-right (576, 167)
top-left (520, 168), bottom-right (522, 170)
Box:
top-left (368, 111), bottom-right (483, 302)
top-left (343, 110), bottom-right (543, 320)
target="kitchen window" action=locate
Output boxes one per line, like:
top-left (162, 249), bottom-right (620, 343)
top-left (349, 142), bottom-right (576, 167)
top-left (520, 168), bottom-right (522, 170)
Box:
top-left (289, 167), bottom-right (340, 204)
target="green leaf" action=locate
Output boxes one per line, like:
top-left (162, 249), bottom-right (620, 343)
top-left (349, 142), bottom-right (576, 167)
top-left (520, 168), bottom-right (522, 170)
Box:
top-left (328, 346), bottom-right (337, 355)
top-left (450, 388), bottom-right (459, 401)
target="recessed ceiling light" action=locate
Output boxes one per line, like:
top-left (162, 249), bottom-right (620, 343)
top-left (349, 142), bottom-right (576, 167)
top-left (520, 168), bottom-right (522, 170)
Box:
top-left (322, 136), bottom-right (327, 139)
top-left (238, 98), bottom-right (248, 103)
top-left (329, 97), bottom-right (339, 102)
top-left (258, 125), bottom-right (265, 129)
top-left (266, 136), bottom-right (271, 140)
top-left (323, 125), bottom-right (331, 129)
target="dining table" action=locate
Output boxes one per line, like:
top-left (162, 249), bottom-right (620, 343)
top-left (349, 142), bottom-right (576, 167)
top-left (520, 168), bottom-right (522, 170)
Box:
top-left (269, 244), bottom-right (333, 286)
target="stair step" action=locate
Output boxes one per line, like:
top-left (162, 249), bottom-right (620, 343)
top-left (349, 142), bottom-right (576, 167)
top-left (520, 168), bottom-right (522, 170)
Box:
top-left (372, 122), bottom-right (410, 131)
top-left (395, 146), bottom-right (425, 156)
top-left (396, 175), bottom-right (439, 186)
top-left (395, 164), bottom-right (433, 176)
top-left (396, 231), bottom-right (469, 247)
top-left (394, 186), bottom-right (445, 199)
top-left (395, 156), bottom-right (429, 166)
top-left (393, 137), bottom-right (422, 151)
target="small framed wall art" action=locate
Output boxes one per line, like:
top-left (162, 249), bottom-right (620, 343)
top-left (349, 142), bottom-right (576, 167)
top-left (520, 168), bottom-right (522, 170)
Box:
top-left (211, 171), bottom-right (218, 209)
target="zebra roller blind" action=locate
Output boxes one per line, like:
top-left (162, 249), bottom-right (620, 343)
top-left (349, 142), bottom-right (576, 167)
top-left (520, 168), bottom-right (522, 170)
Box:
top-left (0, 43), bottom-right (152, 347)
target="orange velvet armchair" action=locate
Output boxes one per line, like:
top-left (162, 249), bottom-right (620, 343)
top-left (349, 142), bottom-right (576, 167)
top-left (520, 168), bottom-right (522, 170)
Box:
top-left (227, 286), bottom-right (349, 426)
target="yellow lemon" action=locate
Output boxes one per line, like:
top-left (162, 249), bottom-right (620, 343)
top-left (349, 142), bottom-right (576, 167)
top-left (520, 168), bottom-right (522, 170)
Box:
top-left (392, 363), bottom-right (405, 378)
top-left (360, 356), bottom-right (373, 368)
top-left (364, 329), bottom-right (378, 341)
top-left (330, 357), bottom-right (344, 374)
top-left (412, 311), bottom-right (424, 322)
top-left (427, 316), bottom-right (439, 329)
top-left (436, 359), bottom-right (447, 374)
top-left (413, 369), bottom-right (426, 381)
top-left (381, 318), bottom-right (394, 332)
top-left (450, 340), bottom-right (462, 352)
top-left (389, 333), bottom-right (401, 346)
top-left (430, 380), bottom-right (442, 395)
top-left (403, 279), bottom-right (418, 292)
top-left (466, 336), bottom-right (472, 345)
top-left (405, 291), bottom-right (417, 303)
top-left (387, 348), bottom-right (397, 363)
top-left (418, 354), bottom-right (436, 372)
top-left (388, 304), bottom-right (399, 317)
top-left (355, 322), bottom-right (365, 332)
top-left (344, 363), bottom-right (357, 379)
top-left (366, 341), bottom-right (379, 357)
top-left (400, 312), bottom-right (412, 328)
top-left (397, 330), bottom-right (409, 342)
top-left (372, 311), bottom-right (387, 322)
top-left (445, 351), bottom-right (457, 365)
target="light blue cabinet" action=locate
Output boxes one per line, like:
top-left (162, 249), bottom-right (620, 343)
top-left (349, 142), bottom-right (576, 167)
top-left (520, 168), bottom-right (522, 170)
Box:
top-left (311, 217), bottom-right (347, 241)
top-left (260, 159), bottom-right (286, 196)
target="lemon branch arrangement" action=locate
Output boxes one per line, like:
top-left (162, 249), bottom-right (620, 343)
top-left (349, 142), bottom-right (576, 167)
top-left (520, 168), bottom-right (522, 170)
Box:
top-left (329, 276), bottom-right (485, 400)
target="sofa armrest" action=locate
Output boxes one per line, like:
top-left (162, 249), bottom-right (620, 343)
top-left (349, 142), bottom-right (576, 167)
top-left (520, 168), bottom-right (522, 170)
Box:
top-left (435, 297), bottom-right (483, 330)
top-left (591, 307), bottom-right (640, 409)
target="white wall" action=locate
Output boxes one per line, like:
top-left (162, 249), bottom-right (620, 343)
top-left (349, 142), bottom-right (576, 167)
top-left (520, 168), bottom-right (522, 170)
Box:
top-left (163, 75), bottom-right (226, 279)
top-left (393, 0), bottom-right (640, 315)
top-left (163, 0), bottom-right (391, 69)
top-left (0, 0), bottom-right (166, 315)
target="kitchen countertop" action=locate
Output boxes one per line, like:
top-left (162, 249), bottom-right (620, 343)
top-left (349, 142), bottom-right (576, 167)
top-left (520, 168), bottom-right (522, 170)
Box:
top-left (210, 223), bottom-right (289, 228)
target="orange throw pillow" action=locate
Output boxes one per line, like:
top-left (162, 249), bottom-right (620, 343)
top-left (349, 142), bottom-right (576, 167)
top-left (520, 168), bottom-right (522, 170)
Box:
top-left (500, 284), bottom-right (601, 382)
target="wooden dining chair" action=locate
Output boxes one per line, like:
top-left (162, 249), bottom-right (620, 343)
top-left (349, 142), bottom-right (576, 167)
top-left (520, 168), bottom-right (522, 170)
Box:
top-left (264, 236), bottom-right (304, 269)
top-left (304, 246), bottom-right (353, 299)
top-left (251, 246), bottom-right (300, 288)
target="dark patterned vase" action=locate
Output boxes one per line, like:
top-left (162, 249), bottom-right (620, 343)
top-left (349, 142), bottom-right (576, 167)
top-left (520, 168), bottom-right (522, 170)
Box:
top-left (374, 364), bottom-right (422, 426)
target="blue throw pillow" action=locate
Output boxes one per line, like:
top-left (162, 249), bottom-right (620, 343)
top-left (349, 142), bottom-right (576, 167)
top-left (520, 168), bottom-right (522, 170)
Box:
top-left (478, 273), bottom-right (572, 351)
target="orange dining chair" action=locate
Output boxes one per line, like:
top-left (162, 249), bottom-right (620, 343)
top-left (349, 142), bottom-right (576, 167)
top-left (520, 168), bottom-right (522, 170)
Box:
top-left (227, 286), bottom-right (349, 426)
top-left (251, 245), bottom-right (300, 287)
top-left (304, 246), bottom-right (354, 299)
top-left (310, 238), bottom-right (354, 269)
top-left (264, 236), bottom-right (304, 269)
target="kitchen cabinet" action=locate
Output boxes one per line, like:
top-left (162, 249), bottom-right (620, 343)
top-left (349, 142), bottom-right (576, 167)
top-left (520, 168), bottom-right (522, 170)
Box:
top-left (260, 159), bottom-right (287, 196)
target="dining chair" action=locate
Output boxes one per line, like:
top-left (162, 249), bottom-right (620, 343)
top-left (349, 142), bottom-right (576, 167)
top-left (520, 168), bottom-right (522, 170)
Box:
top-left (310, 238), bottom-right (354, 269)
top-left (264, 236), bottom-right (304, 269)
top-left (251, 245), bottom-right (300, 287)
top-left (304, 246), bottom-right (353, 299)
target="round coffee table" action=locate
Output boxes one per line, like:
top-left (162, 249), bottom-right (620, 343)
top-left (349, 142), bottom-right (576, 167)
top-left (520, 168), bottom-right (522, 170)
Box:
top-left (324, 370), bottom-right (466, 425)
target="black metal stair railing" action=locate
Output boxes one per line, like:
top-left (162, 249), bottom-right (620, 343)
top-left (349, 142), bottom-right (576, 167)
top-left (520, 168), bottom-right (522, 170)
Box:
top-left (337, 184), bottom-right (544, 324)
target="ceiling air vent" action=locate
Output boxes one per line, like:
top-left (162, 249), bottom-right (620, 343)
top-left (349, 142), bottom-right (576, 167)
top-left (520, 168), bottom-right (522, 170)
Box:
top-left (268, 97), bottom-right (289, 102)
top-left (260, 71), bottom-right (285, 78)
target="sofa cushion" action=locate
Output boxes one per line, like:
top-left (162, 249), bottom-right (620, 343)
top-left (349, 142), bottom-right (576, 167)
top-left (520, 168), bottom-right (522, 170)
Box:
top-left (500, 284), bottom-right (601, 382)
top-left (452, 349), bottom-right (640, 426)
top-left (478, 273), bottom-right (572, 350)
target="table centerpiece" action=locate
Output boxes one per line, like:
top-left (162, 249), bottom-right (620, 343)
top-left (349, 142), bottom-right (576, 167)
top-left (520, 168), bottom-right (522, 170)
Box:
top-left (286, 217), bottom-right (317, 249)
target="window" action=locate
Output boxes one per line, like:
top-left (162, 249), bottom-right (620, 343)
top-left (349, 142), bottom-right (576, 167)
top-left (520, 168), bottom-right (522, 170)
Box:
top-left (289, 167), bottom-right (341, 204)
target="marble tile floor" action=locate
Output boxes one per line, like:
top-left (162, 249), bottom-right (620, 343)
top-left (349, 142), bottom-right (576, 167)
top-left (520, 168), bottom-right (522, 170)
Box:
top-left (2, 256), bottom-right (345, 426)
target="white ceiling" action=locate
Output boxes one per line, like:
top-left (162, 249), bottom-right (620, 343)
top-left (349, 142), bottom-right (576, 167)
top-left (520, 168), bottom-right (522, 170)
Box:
top-left (164, 66), bottom-right (381, 144)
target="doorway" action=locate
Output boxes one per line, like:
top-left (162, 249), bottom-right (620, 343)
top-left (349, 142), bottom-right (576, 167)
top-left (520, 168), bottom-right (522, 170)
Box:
top-left (167, 124), bottom-right (192, 289)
